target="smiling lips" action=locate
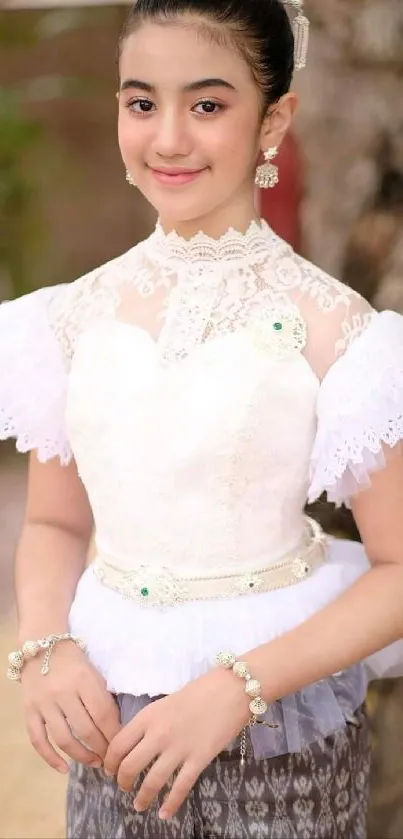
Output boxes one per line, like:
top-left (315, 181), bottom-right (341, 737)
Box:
top-left (149, 166), bottom-right (206, 186)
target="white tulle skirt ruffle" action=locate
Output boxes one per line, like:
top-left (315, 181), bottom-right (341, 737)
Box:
top-left (69, 537), bottom-right (403, 757)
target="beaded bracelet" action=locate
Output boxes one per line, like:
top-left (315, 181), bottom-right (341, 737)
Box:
top-left (216, 652), bottom-right (278, 765)
top-left (7, 633), bottom-right (86, 682)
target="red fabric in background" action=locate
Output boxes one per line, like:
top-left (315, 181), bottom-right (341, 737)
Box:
top-left (257, 133), bottom-right (303, 252)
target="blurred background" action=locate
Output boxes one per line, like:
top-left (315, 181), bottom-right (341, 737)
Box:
top-left (1, 0), bottom-right (403, 836)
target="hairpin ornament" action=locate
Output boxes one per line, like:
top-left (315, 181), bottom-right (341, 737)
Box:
top-left (282, 0), bottom-right (310, 70)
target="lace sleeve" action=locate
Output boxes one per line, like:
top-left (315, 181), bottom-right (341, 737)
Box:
top-left (0, 246), bottom-right (130, 462)
top-left (308, 303), bottom-right (403, 507)
top-left (0, 286), bottom-right (73, 464)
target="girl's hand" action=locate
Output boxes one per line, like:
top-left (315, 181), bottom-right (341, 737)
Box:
top-left (20, 641), bottom-right (121, 773)
top-left (104, 668), bottom-right (249, 820)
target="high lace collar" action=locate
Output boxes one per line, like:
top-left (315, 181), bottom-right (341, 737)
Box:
top-left (145, 218), bottom-right (277, 266)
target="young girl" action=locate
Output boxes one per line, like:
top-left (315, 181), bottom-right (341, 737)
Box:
top-left (3, 1), bottom-right (403, 837)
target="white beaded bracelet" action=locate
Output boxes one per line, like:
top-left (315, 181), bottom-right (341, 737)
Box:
top-left (7, 633), bottom-right (86, 682)
top-left (216, 652), bottom-right (278, 765)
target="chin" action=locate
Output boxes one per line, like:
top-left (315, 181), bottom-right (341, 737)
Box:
top-left (146, 192), bottom-right (221, 227)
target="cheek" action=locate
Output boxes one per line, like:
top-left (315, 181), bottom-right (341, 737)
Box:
top-left (118, 112), bottom-right (143, 159)
top-left (117, 118), bottom-right (130, 158)
top-left (210, 114), bottom-right (259, 173)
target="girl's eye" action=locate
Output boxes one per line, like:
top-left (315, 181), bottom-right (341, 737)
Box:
top-left (127, 98), bottom-right (156, 114)
top-left (193, 100), bottom-right (223, 116)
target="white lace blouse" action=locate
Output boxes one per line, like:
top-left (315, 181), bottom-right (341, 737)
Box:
top-left (1, 220), bottom-right (403, 756)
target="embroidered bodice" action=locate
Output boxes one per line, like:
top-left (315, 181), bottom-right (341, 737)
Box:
top-left (38, 221), bottom-right (370, 573)
top-left (1, 220), bottom-right (402, 567)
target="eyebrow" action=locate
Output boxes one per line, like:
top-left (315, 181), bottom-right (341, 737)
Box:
top-left (120, 78), bottom-right (236, 93)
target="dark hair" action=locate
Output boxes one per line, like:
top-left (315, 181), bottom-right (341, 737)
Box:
top-left (117, 0), bottom-right (294, 109)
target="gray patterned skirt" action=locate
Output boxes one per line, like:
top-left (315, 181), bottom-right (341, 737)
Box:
top-left (67, 705), bottom-right (371, 839)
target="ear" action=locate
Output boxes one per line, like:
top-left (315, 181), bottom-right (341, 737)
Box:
top-left (259, 93), bottom-right (298, 153)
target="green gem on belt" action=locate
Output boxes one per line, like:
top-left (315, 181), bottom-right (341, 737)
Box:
top-left (140, 587), bottom-right (150, 597)
top-left (273, 322), bottom-right (283, 331)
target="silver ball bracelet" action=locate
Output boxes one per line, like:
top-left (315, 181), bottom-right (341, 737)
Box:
top-left (216, 652), bottom-right (278, 765)
top-left (7, 633), bottom-right (86, 682)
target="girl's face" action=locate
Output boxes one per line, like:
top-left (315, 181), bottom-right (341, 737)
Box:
top-left (118, 18), bottom-right (268, 234)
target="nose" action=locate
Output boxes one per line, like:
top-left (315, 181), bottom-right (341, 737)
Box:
top-left (152, 107), bottom-right (192, 159)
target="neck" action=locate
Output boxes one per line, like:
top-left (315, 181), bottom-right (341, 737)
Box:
top-left (158, 192), bottom-right (260, 241)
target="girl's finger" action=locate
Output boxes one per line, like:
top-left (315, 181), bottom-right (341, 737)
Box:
top-left (115, 736), bottom-right (157, 792)
top-left (104, 716), bottom-right (144, 777)
top-left (60, 694), bottom-right (109, 759)
top-left (80, 680), bottom-right (121, 743)
top-left (132, 752), bottom-right (179, 811)
top-left (44, 706), bottom-right (102, 766)
top-left (27, 710), bottom-right (69, 774)
top-left (159, 761), bottom-right (201, 820)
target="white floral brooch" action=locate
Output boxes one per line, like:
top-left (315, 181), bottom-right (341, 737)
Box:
top-left (247, 306), bottom-right (307, 358)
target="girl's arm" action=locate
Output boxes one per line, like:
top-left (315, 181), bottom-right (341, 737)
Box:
top-left (16, 453), bottom-right (93, 642)
top-left (13, 453), bottom-right (121, 774)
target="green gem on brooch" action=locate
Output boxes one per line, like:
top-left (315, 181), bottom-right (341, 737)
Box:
top-left (140, 587), bottom-right (150, 597)
top-left (273, 322), bottom-right (283, 332)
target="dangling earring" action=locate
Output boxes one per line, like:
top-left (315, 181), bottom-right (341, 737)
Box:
top-left (255, 147), bottom-right (279, 189)
top-left (125, 170), bottom-right (136, 187)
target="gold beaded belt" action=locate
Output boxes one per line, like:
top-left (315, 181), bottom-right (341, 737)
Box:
top-left (92, 517), bottom-right (327, 608)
